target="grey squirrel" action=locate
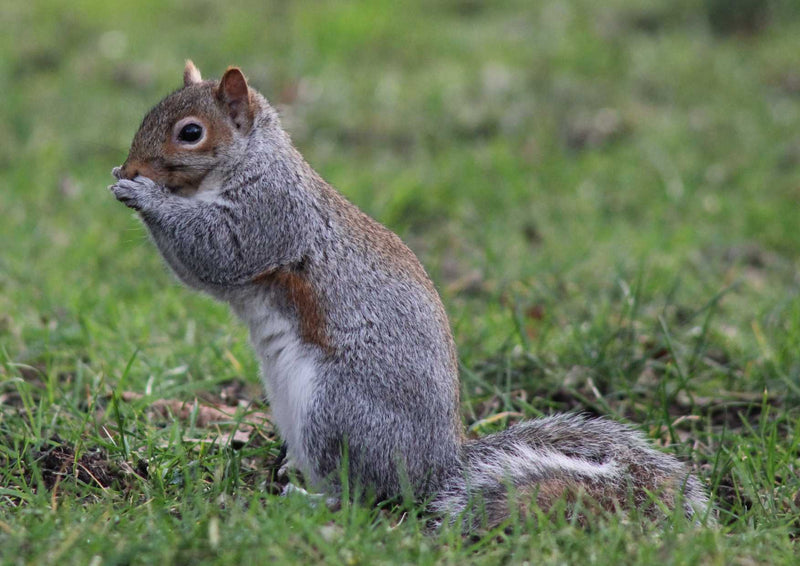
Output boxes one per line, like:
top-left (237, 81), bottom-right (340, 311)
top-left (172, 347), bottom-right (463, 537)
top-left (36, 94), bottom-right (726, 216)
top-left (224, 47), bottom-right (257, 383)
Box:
top-left (109, 61), bottom-right (711, 529)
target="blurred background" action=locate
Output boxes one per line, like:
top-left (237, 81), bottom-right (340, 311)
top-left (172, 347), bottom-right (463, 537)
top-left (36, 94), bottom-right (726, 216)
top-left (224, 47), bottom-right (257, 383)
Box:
top-left (2, 0), bottom-right (800, 402)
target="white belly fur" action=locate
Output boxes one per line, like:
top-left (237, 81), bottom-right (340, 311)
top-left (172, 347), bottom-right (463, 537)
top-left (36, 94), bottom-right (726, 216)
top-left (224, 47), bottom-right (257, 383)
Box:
top-left (231, 293), bottom-right (318, 477)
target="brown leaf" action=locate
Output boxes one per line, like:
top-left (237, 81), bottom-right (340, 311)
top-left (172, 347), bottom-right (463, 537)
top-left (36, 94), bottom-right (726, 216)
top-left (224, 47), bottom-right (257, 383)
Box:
top-left (114, 391), bottom-right (274, 448)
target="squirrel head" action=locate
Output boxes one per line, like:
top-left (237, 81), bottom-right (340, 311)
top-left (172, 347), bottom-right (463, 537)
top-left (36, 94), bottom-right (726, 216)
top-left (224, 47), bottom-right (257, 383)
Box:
top-left (117, 61), bottom-right (262, 195)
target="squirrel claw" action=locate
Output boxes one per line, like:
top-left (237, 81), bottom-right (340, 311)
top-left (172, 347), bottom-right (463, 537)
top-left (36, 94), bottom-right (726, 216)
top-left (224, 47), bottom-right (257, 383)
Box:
top-left (277, 457), bottom-right (297, 479)
top-left (111, 166), bottom-right (123, 180)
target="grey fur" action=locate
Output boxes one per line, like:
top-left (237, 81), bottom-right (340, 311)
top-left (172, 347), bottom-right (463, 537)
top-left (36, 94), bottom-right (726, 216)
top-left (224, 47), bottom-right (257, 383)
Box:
top-left (110, 67), bottom-right (713, 530)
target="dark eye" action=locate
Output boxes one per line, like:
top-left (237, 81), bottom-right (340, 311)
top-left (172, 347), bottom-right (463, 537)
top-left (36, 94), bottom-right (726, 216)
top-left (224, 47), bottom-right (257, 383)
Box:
top-left (178, 123), bottom-right (203, 143)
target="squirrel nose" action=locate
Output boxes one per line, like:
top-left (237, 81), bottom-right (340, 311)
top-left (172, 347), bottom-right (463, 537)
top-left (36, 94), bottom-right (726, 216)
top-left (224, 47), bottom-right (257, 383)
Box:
top-left (118, 162), bottom-right (141, 180)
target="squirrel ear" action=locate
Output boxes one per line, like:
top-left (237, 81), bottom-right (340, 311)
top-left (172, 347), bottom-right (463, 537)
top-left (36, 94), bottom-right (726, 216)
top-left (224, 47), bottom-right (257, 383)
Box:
top-left (183, 60), bottom-right (202, 86)
top-left (217, 67), bottom-right (254, 131)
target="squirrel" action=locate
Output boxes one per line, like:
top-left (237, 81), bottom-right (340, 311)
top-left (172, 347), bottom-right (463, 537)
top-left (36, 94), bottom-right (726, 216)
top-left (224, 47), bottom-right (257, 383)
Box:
top-left (109, 61), bottom-right (712, 530)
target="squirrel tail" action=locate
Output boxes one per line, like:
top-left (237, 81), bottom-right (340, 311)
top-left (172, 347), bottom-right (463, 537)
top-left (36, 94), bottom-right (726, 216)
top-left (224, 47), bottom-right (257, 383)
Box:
top-left (428, 413), bottom-right (712, 531)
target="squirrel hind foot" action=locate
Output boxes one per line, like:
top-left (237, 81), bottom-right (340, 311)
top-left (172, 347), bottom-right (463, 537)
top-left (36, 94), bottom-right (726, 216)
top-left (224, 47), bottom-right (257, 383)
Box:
top-left (280, 483), bottom-right (340, 511)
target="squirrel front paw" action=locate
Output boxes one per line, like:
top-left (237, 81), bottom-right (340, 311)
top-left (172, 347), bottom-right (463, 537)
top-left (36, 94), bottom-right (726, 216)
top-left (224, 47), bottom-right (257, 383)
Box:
top-left (109, 176), bottom-right (167, 211)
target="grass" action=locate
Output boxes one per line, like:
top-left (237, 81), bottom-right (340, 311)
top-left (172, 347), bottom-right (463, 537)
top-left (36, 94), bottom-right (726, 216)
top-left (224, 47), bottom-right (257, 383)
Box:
top-left (2, 0), bottom-right (800, 562)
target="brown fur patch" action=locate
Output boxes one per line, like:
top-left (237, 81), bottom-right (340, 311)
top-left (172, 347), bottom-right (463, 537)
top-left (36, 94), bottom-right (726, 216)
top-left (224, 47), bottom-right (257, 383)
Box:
top-left (525, 474), bottom-right (681, 525)
top-left (252, 268), bottom-right (331, 353)
top-left (119, 160), bottom-right (159, 182)
top-left (484, 478), bottom-right (628, 529)
top-left (118, 159), bottom-right (202, 196)
top-left (532, 478), bottom-right (577, 510)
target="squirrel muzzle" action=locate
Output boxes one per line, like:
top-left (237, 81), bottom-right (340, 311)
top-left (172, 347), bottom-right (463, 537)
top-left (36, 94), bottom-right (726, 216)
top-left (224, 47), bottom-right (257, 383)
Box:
top-left (117, 160), bottom-right (157, 181)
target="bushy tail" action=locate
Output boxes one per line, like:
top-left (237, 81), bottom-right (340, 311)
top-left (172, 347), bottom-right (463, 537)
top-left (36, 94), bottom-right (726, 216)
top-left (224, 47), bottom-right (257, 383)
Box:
top-left (429, 413), bottom-right (712, 531)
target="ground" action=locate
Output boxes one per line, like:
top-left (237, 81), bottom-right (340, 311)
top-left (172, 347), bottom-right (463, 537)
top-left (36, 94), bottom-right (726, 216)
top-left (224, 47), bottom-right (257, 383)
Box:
top-left (2, 0), bottom-right (800, 563)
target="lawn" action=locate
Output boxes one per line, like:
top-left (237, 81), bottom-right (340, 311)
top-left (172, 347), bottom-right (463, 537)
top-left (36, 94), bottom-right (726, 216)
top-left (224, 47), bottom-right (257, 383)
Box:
top-left (2, 0), bottom-right (800, 563)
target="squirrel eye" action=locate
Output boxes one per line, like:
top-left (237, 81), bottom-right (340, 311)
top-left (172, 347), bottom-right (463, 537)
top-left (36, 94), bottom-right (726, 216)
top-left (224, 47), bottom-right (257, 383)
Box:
top-left (177, 123), bottom-right (203, 143)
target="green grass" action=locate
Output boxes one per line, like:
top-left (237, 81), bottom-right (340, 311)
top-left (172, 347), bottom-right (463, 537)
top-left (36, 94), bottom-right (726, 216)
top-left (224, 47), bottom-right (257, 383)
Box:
top-left (3, 0), bottom-right (800, 563)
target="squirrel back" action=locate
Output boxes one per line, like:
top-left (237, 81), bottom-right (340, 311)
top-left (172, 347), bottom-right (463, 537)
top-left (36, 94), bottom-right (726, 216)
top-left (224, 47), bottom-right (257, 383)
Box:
top-left (110, 62), bottom-right (712, 529)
